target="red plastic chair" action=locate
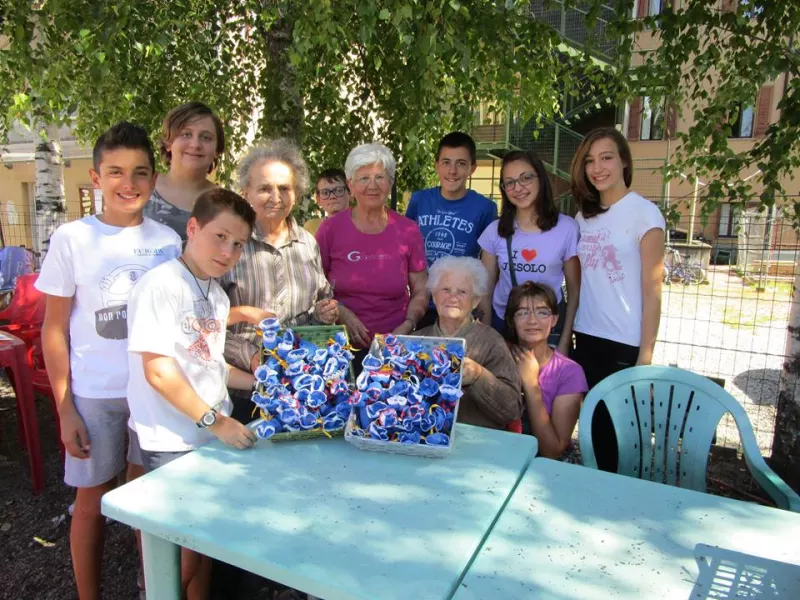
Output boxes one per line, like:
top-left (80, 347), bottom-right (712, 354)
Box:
top-left (0, 273), bottom-right (45, 335)
top-left (0, 331), bottom-right (44, 493)
top-left (18, 328), bottom-right (64, 461)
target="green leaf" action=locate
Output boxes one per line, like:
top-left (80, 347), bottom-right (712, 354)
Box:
top-left (378, 8), bottom-right (390, 20)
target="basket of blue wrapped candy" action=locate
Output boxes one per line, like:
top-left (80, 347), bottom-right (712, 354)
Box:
top-left (344, 333), bottom-right (465, 458)
top-left (249, 318), bottom-right (355, 441)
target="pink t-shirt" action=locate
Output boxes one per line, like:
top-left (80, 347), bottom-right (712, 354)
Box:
top-left (316, 209), bottom-right (427, 348)
top-left (537, 350), bottom-right (589, 414)
top-left (478, 214), bottom-right (579, 318)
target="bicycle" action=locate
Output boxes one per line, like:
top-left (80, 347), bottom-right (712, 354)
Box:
top-left (663, 246), bottom-right (706, 285)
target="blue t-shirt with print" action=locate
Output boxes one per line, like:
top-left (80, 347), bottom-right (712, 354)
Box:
top-left (406, 187), bottom-right (498, 268)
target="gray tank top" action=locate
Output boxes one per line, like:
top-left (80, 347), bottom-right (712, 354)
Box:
top-left (143, 189), bottom-right (192, 241)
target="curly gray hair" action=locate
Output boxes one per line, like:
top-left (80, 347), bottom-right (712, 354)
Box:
top-left (237, 138), bottom-right (310, 198)
top-left (427, 256), bottom-right (489, 298)
top-left (344, 142), bottom-right (396, 182)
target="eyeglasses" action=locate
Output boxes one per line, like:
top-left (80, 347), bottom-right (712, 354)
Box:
top-left (353, 174), bottom-right (389, 187)
top-left (500, 172), bottom-right (538, 191)
top-left (316, 185), bottom-right (347, 200)
top-left (513, 307), bottom-right (553, 320)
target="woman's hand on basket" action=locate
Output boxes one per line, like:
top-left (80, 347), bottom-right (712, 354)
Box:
top-left (315, 298), bottom-right (339, 324)
top-left (338, 305), bottom-right (370, 348)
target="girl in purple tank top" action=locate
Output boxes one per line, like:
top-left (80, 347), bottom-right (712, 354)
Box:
top-left (505, 281), bottom-right (588, 458)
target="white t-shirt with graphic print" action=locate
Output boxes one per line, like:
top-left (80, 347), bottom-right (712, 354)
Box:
top-left (126, 258), bottom-right (232, 452)
top-left (35, 216), bottom-right (181, 399)
top-left (574, 191), bottom-right (665, 347)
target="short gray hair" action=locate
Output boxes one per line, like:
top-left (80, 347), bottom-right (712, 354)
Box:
top-left (237, 138), bottom-right (310, 198)
top-left (427, 256), bottom-right (489, 298)
top-left (344, 143), bottom-right (396, 182)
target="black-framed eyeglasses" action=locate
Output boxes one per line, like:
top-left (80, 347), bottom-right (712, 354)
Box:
top-left (316, 185), bottom-right (347, 200)
top-left (500, 172), bottom-right (538, 191)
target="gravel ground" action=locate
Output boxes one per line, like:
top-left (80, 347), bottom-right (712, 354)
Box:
top-left (654, 265), bottom-right (795, 454)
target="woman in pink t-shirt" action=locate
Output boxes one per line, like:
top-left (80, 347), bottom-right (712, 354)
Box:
top-left (316, 143), bottom-right (428, 363)
top-left (506, 281), bottom-right (588, 459)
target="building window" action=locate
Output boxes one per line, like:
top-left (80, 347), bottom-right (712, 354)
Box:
top-left (640, 96), bottom-right (665, 141)
top-left (718, 203), bottom-right (741, 238)
top-left (648, 0), bottom-right (663, 16)
top-left (730, 104), bottom-right (755, 138)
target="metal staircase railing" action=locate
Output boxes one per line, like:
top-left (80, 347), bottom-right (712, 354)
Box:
top-left (527, 0), bottom-right (619, 65)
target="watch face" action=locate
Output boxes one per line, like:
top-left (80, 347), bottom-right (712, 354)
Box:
top-left (202, 411), bottom-right (216, 427)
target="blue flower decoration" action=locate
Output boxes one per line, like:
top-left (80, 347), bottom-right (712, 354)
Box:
top-left (306, 390), bottom-right (327, 409)
top-left (368, 422), bottom-right (389, 441)
top-left (446, 342), bottom-right (465, 360)
top-left (323, 412), bottom-right (345, 431)
top-left (287, 348), bottom-right (308, 363)
top-left (439, 385), bottom-right (463, 404)
top-left (255, 418), bottom-right (282, 440)
top-left (399, 431), bottom-right (421, 445)
top-left (419, 378), bottom-right (439, 398)
top-left (362, 354), bottom-right (384, 372)
top-left (425, 432), bottom-right (450, 446)
top-left (298, 412), bottom-right (318, 430)
top-left (258, 317), bottom-right (281, 333)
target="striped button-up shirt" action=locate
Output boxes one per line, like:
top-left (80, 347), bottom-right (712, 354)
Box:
top-left (221, 218), bottom-right (331, 372)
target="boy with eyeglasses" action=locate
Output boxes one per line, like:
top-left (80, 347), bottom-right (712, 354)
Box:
top-left (406, 131), bottom-right (497, 329)
top-left (303, 168), bottom-right (351, 235)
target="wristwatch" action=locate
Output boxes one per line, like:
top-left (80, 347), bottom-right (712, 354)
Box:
top-left (196, 408), bottom-right (218, 429)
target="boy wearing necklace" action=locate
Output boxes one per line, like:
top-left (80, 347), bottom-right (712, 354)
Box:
top-left (126, 187), bottom-right (257, 598)
top-left (36, 122), bottom-right (182, 600)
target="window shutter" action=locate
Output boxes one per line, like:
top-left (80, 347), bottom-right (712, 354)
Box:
top-left (628, 97), bottom-right (642, 141)
top-left (665, 102), bottom-right (677, 139)
top-left (637, 0), bottom-right (649, 19)
top-left (754, 85), bottom-right (773, 137)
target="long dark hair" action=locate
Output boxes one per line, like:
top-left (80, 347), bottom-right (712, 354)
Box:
top-left (569, 127), bottom-right (633, 219)
top-left (497, 150), bottom-right (557, 238)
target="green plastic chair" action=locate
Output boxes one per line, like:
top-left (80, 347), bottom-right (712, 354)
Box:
top-left (579, 365), bottom-right (800, 512)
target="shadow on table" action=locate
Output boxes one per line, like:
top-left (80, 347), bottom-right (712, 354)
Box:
top-left (690, 543), bottom-right (800, 599)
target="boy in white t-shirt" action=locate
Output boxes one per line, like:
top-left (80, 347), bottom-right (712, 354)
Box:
top-left (36, 122), bottom-right (182, 600)
top-left (126, 188), bottom-right (258, 597)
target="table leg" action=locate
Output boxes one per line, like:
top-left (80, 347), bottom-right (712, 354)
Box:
top-left (142, 532), bottom-right (181, 600)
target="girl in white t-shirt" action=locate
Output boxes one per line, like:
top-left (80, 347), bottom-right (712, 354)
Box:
top-left (569, 127), bottom-right (665, 472)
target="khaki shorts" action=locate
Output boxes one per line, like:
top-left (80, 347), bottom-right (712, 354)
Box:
top-left (64, 395), bottom-right (142, 488)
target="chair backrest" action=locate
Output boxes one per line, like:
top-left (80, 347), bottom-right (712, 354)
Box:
top-left (2, 273), bottom-right (45, 326)
top-left (580, 365), bottom-right (758, 493)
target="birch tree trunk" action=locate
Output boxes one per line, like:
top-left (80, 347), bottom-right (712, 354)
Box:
top-left (772, 271), bottom-right (800, 490)
top-left (33, 123), bottom-right (67, 258)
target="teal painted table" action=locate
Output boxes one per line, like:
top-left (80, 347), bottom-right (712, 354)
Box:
top-left (453, 458), bottom-right (800, 599)
top-left (101, 424), bottom-right (537, 600)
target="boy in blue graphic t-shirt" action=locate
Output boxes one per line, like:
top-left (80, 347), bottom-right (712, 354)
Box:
top-left (406, 131), bottom-right (497, 328)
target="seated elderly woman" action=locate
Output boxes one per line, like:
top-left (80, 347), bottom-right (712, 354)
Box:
top-left (416, 256), bottom-right (523, 430)
top-left (316, 143), bottom-right (427, 363)
top-left (222, 139), bottom-right (337, 421)
top-left (506, 281), bottom-right (588, 458)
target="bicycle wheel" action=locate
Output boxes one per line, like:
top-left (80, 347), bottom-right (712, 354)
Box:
top-left (683, 265), bottom-right (705, 285)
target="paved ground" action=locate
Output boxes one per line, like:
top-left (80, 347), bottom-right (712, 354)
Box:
top-left (654, 265), bottom-right (796, 453)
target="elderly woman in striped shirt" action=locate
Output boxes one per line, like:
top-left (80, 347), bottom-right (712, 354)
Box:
top-left (221, 138), bottom-right (338, 422)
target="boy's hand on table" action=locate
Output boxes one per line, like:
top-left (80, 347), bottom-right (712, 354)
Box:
top-left (209, 415), bottom-right (257, 450)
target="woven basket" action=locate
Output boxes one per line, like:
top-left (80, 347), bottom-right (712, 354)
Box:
top-left (253, 324), bottom-right (352, 442)
top-left (343, 334), bottom-right (465, 458)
